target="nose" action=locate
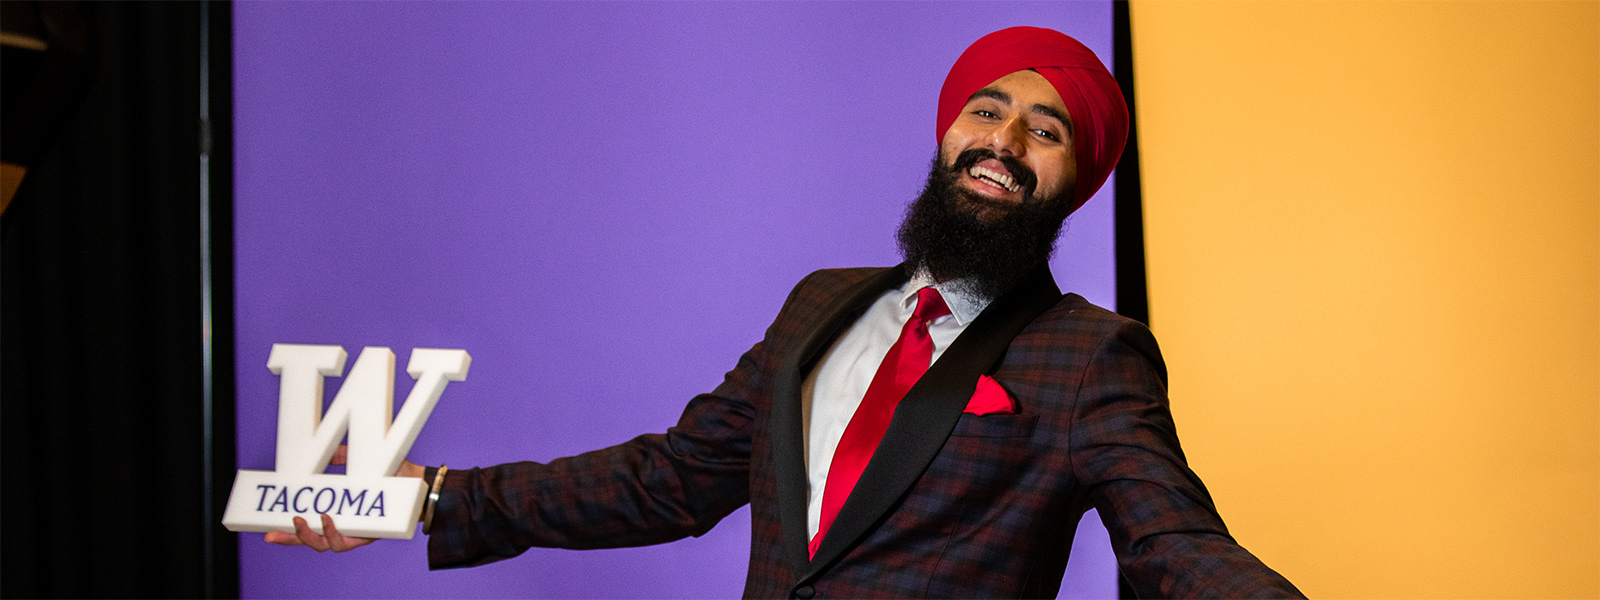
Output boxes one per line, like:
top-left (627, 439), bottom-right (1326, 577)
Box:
top-left (984, 116), bottom-right (1029, 157)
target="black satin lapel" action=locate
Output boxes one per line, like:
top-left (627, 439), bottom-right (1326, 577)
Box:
top-left (770, 265), bottom-right (907, 573)
top-left (803, 266), bottom-right (1063, 575)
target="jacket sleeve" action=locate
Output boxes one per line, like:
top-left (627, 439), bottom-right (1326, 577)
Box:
top-left (1069, 321), bottom-right (1304, 598)
top-left (425, 274), bottom-right (816, 569)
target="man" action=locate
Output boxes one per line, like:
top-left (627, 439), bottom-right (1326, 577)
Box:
top-left (272, 26), bottom-right (1303, 598)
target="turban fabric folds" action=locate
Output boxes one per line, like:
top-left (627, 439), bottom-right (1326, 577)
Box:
top-left (937, 27), bottom-right (1129, 213)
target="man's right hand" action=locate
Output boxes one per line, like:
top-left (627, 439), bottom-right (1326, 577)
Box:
top-left (265, 513), bottom-right (377, 552)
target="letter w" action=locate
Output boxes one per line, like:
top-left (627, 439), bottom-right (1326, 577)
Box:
top-left (266, 344), bottom-right (470, 478)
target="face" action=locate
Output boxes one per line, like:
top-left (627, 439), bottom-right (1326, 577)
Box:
top-left (938, 69), bottom-right (1077, 214)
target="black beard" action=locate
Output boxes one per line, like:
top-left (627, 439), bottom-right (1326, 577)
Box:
top-left (895, 149), bottom-right (1072, 300)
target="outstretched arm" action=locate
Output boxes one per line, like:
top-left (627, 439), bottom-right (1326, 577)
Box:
top-left (1070, 321), bottom-right (1303, 598)
top-left (424, 343), bottom-right (767, 567)
top-left (425, 271), bottom-right (829, 569)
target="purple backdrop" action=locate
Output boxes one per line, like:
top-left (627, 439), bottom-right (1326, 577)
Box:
top-left (233, 2), bottom-right (1118, 598)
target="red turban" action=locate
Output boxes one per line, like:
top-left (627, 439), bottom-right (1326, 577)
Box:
top-left (937, 27), bottom-right (1129, 213)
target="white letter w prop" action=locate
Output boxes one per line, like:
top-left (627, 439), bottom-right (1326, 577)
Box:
top-left (222, 344), bottom-right (470, 539)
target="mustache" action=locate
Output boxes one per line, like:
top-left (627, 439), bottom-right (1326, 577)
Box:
top-left (948, 148), bottom-right (1039, 201)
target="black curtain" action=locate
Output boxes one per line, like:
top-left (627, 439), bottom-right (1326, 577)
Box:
top-left (1, 2), bottom-right (236, 597)
top-left (1112, 1), bottom-right (1147, 597)
top-left (1113, 0), bottom-right (1148, 328)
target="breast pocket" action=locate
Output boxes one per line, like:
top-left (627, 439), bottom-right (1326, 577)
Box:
top-left (948, 412), bottom-right (1039, 438)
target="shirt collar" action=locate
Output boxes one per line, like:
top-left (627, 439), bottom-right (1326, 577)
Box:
top-left (903, 268), bottom-right (991, 327)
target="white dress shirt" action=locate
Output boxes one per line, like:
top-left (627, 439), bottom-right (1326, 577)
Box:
top-left (800, 272), bottom-right (991, 539)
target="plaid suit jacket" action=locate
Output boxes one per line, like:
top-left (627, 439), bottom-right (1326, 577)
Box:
top-left (427, 265), bottom-right (1303, 599)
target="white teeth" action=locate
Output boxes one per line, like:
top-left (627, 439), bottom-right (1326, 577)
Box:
top-left (967, 165), bottom-right (1020, 193)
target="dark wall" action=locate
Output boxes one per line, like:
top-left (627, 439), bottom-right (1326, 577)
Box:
top-left (1, 2), bottom-right (235, 597)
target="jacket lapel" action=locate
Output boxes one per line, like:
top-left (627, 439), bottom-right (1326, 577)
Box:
top-left (801, 265), bottom-right (1063, 577)
top-left (770, 265), bottom-right (908, 574)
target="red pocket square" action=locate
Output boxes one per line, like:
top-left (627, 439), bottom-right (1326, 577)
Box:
top-left (965, 375), bottom-right (1017, 415)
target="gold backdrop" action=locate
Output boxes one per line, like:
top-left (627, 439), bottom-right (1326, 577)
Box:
top-left (1131, 1), bottom-right (1599, 597)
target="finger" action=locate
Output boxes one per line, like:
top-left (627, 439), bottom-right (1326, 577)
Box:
top-left (292, 515), bottom-right (331, 552)
top-left (330, 445), bottom-right (349, 466)
top-left (321, 514), bottom-right (350, 551)
top-left (264, 530), bottom-right (304, 546)
top-left (321, 514), bottom-right (375, 552)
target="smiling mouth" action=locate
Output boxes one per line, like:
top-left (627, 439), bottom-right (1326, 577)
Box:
top-left (967, 165), bottom-right (1022, 193)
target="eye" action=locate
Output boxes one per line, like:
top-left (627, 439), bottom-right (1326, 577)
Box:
top-left (971, 109), bottom-right (1000, 119)
top-left (1032, 128), bottom-right (1060, 142)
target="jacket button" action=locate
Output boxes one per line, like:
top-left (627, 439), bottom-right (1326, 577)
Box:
top-left (794, 585), bottom-right (816, 599)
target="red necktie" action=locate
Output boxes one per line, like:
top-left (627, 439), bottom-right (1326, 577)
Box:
top-left (810, 286), bottom-right (951, 558)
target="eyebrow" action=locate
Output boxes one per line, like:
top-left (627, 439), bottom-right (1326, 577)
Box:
top-left (968, 87), bottom-right (1074, 136)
